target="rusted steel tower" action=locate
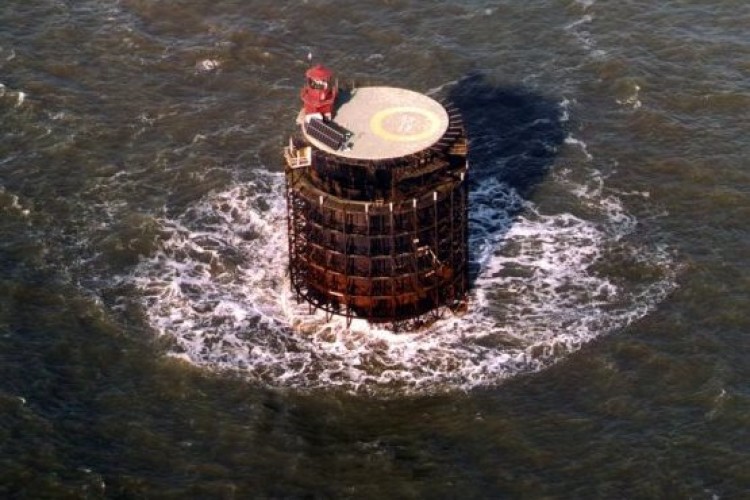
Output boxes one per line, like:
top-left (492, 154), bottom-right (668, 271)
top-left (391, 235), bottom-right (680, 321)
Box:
top-left (284, 65), bottom-right (468, 327)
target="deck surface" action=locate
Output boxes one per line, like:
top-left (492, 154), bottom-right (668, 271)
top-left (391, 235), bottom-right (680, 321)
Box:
top-left (302, 86), bottom-right (449, 161)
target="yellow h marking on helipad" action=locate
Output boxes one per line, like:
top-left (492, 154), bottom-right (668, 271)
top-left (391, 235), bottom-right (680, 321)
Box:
top-left (369, 106), bottom-right (442, 143)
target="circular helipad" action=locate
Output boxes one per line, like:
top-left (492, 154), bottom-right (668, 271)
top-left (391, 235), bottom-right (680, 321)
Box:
top-left (303, 86), bottom-right (449, 160)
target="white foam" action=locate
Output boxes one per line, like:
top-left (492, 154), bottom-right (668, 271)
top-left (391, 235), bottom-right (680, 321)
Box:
top-left (564, 13), bottom-right (607, 60)
top-left (114, 166), bottom-right (678, 395)
top-left (616, 83), bottom-right (642, 110)
top-left (196, 59), bottom-right (220, 73)
top-left (565, 134), bottom-right (593, 161)
top-left (565, 14), bottom-right (593, 31)
top-left (0, 187), bottom-right (31, 218)
top-left (455, 7), bottom-right (497, 19)
top-left (0, 82), bottom-right (27, 107)
top-left (559, 97), bottom-right (572, 123)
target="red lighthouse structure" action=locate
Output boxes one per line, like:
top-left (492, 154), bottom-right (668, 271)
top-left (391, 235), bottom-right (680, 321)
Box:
top-left (300, 64), bottom-right (338, 120)
top-left (284, 64), bottom-right (469, 329)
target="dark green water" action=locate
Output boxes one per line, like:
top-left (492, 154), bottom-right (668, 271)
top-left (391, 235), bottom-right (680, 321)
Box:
top-left (1, 0), bottom-right (748, 497)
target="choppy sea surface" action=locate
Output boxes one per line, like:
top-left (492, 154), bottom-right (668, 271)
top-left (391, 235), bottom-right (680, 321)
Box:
top-left (1, 0), bottom-right (748, 497)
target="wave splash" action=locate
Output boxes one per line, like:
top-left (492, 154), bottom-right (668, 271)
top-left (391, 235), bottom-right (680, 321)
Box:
top-left (115, 169), bottom-right (676, 394)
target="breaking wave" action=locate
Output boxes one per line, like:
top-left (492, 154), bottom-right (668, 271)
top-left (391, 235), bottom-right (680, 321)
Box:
top-left (111, 162), bottom-right (678, 395)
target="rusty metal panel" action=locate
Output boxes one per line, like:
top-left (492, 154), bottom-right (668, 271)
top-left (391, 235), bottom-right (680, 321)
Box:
top-left (285, 95), bottom-right (468, 327)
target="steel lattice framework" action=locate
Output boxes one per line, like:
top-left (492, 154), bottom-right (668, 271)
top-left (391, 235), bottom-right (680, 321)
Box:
top-left (284, 90), bottom-right (468, 328)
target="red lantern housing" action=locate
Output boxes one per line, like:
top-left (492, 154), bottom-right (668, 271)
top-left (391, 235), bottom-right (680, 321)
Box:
top-left (300, 64), bottom-right (337, 119)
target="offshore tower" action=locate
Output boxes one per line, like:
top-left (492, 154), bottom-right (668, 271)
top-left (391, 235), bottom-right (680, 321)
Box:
top-left (283, 64), bottom-right (468, 328)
